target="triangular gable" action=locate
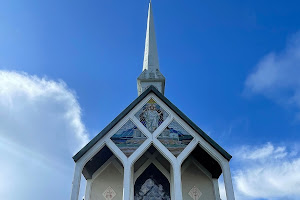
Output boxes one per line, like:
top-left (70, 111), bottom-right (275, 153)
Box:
top-left (73, 86), bottom-right (232, 162)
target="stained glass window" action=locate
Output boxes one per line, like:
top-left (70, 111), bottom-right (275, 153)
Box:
top-left (135, 98), bottom-right (169, 133)
top-left (111, 120), bottom-right (146, 157)
top-left (158, 120), bottom-right (193, 157)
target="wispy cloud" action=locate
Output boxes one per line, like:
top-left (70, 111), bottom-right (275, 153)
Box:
top-left (0, 71), bottom-right (89, 200)
top-left (245, 31), bottom-right (300, 119)
top-left (240, 31), bottom-right (300, 199)
top-left (232, 142), bottom-right (300, 200)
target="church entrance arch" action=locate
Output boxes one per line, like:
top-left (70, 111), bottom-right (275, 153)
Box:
top-left (133, 145), bottom-right (171, 200)
top-left (134, 163), bottom-right (170, 200)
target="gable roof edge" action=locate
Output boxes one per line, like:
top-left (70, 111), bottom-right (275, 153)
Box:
top-left (72, 87), bottom-right (151, 162)
top-left (73, 86), bottom-right (232, 162)
top-left (152, 88), bottom-right (232, 161)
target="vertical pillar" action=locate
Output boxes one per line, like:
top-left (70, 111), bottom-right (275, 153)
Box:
top-left (130, 166), bottom-right (134, 200)
top-left (123, 163), bottom-right (132, 200)
top-left (70, 164), bottom-right (82, 200)
top-left (172, 162), bottom-right (183, 200)
top-left (222, 161), bottom-right (235, 200)
top-left (212, 178), bottom-right (221, 200)
top-left (84, 180), bottom-right (92, 200)
top-left (170, 166), bottom-right (175, 200)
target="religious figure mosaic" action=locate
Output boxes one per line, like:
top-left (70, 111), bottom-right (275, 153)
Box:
top-left (135, 98), bottom-right (169, 133)
top-left (111, 120), bottom-right (146, 157)
top-left (135, 163), bottom-right (170, 200)
top-left (158, 120), bottom-right (193, 156)
top-left (135, 178), bottom-right (171, 200)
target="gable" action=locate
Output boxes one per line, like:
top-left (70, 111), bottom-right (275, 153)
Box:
top-left (73, 86), bottom-right (232, 163)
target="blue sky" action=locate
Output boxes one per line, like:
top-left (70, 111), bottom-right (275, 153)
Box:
top-left (1, 0), bottom-right (300, 199)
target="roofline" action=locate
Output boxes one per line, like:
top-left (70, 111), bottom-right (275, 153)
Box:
top-left (73, 86), bottom-right (153, 162)
top-left (73, 86), bottom-right (232, 162)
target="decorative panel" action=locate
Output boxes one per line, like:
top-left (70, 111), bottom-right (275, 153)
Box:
top-left (158, 120), bottom-right (193, 157)
top-left (134, 163), bottom-right (170, 200)
top-left (111, 120), bottom-right (146, 157)
top-left (103, 186), bottom-right (116, 200)
top-left (188, 186), bottom-right (202, 200)
top-left (135, 98), bottom-right (169, 133)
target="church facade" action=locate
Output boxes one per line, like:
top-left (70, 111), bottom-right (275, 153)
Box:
top-left (70, 2), bottom-right (235, 200)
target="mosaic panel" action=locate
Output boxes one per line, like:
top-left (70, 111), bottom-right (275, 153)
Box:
top-left (103, 186), bottom-right (116, 200)
top-left (135, 178), bottom-right (170, 200)
top-left (135, 98), bottom-right (169, 133)
top-left (188, 186), bottom-right (202, 200)
top-left (134, 164), bottom-right (170, 200)
top-left (111, 120), bottom-right (146, 157)
top-left (158, 120), bottom-right (193, 157)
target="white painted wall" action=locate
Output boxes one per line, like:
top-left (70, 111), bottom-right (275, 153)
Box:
top-left (140, 81), bottom-right (162, 94)
top-left (90, 163), bottom-right (123, 200)
top-left (182, 163), bottom-right (215, 200)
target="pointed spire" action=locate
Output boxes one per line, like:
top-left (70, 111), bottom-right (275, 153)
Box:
top-left (143, 1), bottom-right (159, 71)
top-left (137, 1), bottom-right (165, 96)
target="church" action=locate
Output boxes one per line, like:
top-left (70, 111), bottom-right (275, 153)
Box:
top-left (70, 2), bottom-right (235, 200)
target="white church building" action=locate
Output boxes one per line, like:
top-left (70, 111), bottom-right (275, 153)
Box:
top-left (70, 2), bottom-right (235, 200)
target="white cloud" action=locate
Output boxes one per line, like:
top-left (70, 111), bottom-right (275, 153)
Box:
top-left (236, 142), bottom-right (287, 160)
top-left (245, 31), bottom-right (300, 117)
top-left (0, 71), bottom-right (89, 200)
top-left (242, 32), bottom-right (300, 198)
top-left (232, 142), bottom-right (300, 200)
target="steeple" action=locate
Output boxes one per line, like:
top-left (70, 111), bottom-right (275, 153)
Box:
top-left (143, 1), bottom-right (159, 71)
top-left (137, 1), bottom-right (165, 96)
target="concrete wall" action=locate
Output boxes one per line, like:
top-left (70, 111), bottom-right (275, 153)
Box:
top-left (182, 163), bottom-right (215, 200)
top-left (90, 163), bottom-right (123, 200)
